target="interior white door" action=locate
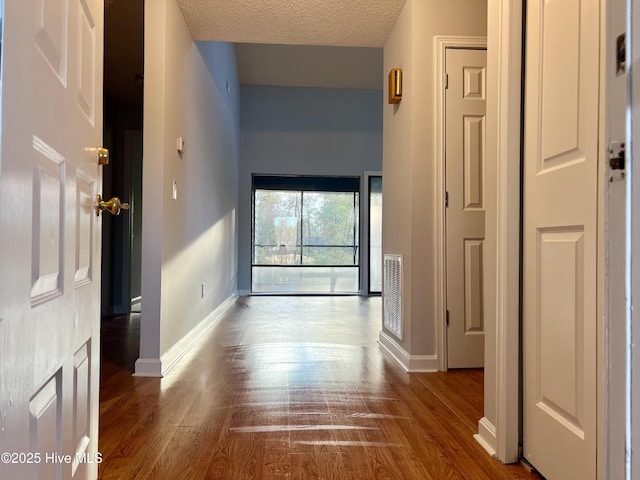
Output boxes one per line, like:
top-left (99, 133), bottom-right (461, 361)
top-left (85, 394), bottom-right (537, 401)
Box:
top-left (445, 47), bottom-right (487, 369)
top-left (0, 0), bottom-right (104, 479)
top-left (522, 1), bottom-right (599, 479)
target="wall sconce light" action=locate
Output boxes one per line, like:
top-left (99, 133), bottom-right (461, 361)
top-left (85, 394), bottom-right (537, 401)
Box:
top-left (388, 68), bottom-right (402, 104)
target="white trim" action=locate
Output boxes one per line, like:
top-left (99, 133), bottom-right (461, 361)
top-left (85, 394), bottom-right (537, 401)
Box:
top-left (601, 0), bottom-right (626, 477)
top-left (488, 0), bottom-right (523, 464)
top-left (133, 294), bottom-right (238, 377)
top-left (628, 0), bottom-right (639, 477)
top-left (378, 331), bottom-right (439, 372)
top-left (434, 35), bottom-right (487, 372)
top-left (474, 417), bottom-right (498, 457)
top-left (131, 296), bottom-right (141, 312)
top-left (362, 171), bottom-right (383, 295)
top-left (133, 358), bottom-right (163, 377)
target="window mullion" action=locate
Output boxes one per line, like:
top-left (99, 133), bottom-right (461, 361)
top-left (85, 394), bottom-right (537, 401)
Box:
top-left (300, 191), bottom-right (304, 265)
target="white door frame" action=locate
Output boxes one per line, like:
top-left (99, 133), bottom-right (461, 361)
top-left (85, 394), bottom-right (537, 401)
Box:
top-left (435, 35), bottom-right (487, 372)
top-left (628, 0), bottom-right (640, 476)
top-left (482, 0), bottom-right (523, 463)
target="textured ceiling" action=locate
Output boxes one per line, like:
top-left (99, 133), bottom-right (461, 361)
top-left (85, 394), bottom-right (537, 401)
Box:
top-left (176, 0), bottom-right (407, 47)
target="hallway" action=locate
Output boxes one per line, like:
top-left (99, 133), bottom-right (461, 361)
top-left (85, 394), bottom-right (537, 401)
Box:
top-left (98, 297), bottom-right (538, 479)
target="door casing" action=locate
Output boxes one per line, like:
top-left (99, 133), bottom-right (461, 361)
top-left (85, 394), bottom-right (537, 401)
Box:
top-left (435, 35), bottom-right (487, 372)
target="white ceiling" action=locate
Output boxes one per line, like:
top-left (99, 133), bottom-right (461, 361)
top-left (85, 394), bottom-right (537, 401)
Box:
top-left (176, 0), bottom-right (406, 89)
top-left (176, 0), bottom-right (407, 47)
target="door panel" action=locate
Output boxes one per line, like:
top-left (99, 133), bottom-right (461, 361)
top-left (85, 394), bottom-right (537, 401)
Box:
top-left (78, 0), bottom-right (96, 123)
top-left (35, 0), bottom-right (68, 84)
top-left (445, 47), bottom-right (487, 369)
top-left (76, 169), bottom-right (95, 286)
top-left (523, 1), bottom-right (599, 478)
top-left (463, 115), bottom-right (484, 209)
top-left (0, 0), bottom-right (104, 478)
top-left (464, 239), bottom-right (484, 333)
top-left (32, 137), bottom-right (66, 304)
top-left (537, 228), bottom-right (584, 434)
top-left (30, 371), bottom-right (62, 479)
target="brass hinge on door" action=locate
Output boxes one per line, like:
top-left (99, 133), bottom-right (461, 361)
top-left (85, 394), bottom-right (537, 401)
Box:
top-left (609, 140), bottom-right (626, 170)
top-left (446, 310), bottom-right (450, 327)
top-left (445, 191), bottom-right (449, 208)
top-left (444, 73), bottom-right (449, 90)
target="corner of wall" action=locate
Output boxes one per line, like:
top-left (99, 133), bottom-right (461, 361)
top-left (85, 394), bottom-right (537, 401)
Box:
top-left (378, 330), bottom-right (438, 372)
top-left (139, 0), bottom-right (241, 371)
top-left (474, 417), bottom-right (498, 457)
top-left (139, 0), bottom-right (168, 362)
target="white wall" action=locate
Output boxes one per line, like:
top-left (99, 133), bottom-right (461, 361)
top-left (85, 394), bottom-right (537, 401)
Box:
top-left (238, 86), bottom-right (383, 292)
top-left (139, 0), bottom-right (239, 371)
top-left (382, 0), bottom-right (487, 361)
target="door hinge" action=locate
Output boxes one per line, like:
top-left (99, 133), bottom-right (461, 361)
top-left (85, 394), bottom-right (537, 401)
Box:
top-left (444, 73), bottom-right (449, 90)
top-left (609, 140), bottom-right (626, 170)
top-left (446, 310), bottom-right (450, 327)
top-left (616, 33), bottom-right (626, 76)
top-left (445, 191), bottom-right (449, 208)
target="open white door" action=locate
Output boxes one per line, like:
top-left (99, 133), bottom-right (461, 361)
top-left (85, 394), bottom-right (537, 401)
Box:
top-left (522, 1), bottom-right (599, 479)
top-left (0, 0), bottom-right (104, 478)
top-left (445, 47), bottom-right (487, 369)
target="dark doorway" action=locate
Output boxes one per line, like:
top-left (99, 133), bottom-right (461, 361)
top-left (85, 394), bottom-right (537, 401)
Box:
top-left (102, 0), bottom-right (144, 318)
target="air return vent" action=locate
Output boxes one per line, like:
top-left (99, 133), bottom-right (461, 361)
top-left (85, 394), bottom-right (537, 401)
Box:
top-left (383, 254), bottom-right (403, 340)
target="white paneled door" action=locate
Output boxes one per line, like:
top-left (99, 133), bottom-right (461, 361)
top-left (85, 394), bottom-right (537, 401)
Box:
top-left (445, 47), bottom-right (487, 369)
top-left (523, 1), bottom-right (599, 479)
top-left (0, 0), bottom-right (104, 479)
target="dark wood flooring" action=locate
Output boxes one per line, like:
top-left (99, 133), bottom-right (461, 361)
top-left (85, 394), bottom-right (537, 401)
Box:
top-left (98, 296), bottom-right (539, 479)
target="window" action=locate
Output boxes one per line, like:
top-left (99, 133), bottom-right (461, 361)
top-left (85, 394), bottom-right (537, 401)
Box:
top-left (252, 176), bottom-right (359, 293)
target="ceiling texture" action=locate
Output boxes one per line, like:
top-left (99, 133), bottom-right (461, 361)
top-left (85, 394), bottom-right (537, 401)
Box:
top-left (175, 0), bottom-right (407, 47)
top-left (176, 0), bottom-right (407, 89)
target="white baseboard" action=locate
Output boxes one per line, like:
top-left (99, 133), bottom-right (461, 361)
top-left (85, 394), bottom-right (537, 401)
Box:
top-left (133, 358), bottom-right (163, 377)
top-left (378, 331), bottom-right (439, 372)
top-left (131, 296), bottom-right (141, 312)
top-left (133, 293), bottom-right (238, 378)
top-left (474, 416), bottom-right (498, 457)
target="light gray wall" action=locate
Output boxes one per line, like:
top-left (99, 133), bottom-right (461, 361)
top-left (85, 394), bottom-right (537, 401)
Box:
top-left (141, 0), bottom-right (239, 365)
top-left (383, 0), bottom-right (487, 357)
top-left (238, 86), bottom-right (383, 292)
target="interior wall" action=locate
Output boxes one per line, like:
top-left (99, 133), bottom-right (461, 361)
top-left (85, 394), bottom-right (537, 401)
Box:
top-left (238, 85), bottom-right (383, 292)
top-left (382, 0), bottom-right (487, 358)
top-left (141, 0), bottom-right (239, 364)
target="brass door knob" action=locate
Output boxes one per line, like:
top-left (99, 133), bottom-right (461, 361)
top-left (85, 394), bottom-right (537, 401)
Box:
top-left (96, 195), bottom-right (129, 216)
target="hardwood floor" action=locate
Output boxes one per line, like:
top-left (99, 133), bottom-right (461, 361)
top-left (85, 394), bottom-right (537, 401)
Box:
top-left (99, 296), bottom-right (539, 479)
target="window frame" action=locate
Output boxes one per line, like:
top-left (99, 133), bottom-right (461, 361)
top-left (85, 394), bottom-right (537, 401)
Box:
top-left (251, 175), bottom-right (361, 294)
